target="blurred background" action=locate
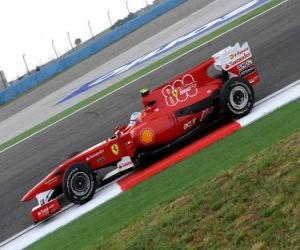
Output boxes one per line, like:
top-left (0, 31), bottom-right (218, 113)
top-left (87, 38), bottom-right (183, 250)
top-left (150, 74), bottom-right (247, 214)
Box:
top-left (0, 0), bottom-right (157, 82)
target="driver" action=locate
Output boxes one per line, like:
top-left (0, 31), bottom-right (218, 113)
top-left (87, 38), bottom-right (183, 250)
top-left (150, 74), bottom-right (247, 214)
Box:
top-left (129, 112), bottom-right (141, 126)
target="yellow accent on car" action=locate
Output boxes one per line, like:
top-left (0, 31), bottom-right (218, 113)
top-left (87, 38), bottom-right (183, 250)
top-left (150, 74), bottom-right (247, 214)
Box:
top-left (111, 144), bottom-right (119, 155)
top-left (140, 88), bottom-right (150, 96)
top-left (172, 87), bottom-right (178, 98)
top-left (140, 129), bottom-right (155, 144)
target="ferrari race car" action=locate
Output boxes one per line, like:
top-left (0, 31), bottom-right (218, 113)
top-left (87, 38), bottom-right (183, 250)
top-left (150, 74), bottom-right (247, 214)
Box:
top-left (22, 42), bottom-right (260, 222)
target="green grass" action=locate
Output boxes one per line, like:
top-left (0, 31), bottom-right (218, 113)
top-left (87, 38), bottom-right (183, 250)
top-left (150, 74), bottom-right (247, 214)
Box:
top-left (96, 132), bottom-right (300, 249)
top-left (29, 99), bottom-right (300, 250)
top-left (0, 0), bottom-right (286, 153)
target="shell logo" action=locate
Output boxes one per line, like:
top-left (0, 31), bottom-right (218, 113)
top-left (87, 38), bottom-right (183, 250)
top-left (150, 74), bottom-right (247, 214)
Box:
top-left (140, 128), bottom-right (155, 144)
top-left (229, 53), bottom-right (236, 60)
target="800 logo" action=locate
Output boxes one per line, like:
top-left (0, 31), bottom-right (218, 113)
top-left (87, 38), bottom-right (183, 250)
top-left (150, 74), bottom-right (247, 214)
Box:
top-left (162, 74), bottom-right (198, 106)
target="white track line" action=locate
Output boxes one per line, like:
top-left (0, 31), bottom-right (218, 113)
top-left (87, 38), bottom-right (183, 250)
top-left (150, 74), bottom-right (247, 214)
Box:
top-left (254, 79), bottom-right (300, 107)
top-left (1, 78), bottom-right (299, 250)
top-left (239, 80), bottom-right (300, 127)
top-left (0, 0), bottom-right (289, 155)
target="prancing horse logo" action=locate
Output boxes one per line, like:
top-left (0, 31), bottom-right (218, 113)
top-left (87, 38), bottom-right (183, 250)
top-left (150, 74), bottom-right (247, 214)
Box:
top-left (111, 144), bottom-right (119, 155)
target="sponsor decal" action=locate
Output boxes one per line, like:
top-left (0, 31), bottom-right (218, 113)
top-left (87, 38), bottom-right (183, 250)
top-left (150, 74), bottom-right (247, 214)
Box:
top-left (172, 88), bottom-right (178, 98)
top-left (184, 118), bottom-right (197, 130)
top-left (213, 42), bottom-right (253, 71)
top-left (237, 58), bottom-right (254, 71)
top-left (117, 156), bottom-right (134, 170)
top-left (38, 208), bottom-right (49, 216)
top-left (96, 156), bottom-right (105, 163)
top-left (162, 74), bottom-right (198, 106)
top-left (229, 53), bottom-right (236, 60)
top-left (200, 106), bottom-right (214, 122)
top-left (140, 128), bottom-right (155, 144)
top-left (226, 51), bottom-right (251, 70)
top-left (86, 149), bottom-right (105, 161)
top-left (240, 66), bottom-right (256, 77)
top-left (111, 144), bottom-right (120, 155)
top-left (44, 176), bottom-right (60, 185)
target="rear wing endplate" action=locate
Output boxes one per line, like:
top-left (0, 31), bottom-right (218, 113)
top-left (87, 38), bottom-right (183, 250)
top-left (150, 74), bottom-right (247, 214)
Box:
top-left (212, 42), bottom-right (260, 85)
top-left (212, 42), bottom-right (252, 71)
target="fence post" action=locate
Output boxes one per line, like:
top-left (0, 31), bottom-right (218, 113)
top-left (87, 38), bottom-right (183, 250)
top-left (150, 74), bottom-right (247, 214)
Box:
top-left (125, 0), bottom-right (130, 14)
top-left (23, 54), bottom-right (30, 74)
top-left (88, 20), bottom-right (94, 39)
top-left (107, 10), bottom-right (113, 26)
top-left (67, 32), bottom-right (74, 50)
top-left (52, 40), bottom-right (59, 59)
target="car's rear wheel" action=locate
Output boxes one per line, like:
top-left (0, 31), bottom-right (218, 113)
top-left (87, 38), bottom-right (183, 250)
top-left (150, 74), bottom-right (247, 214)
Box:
top-left (220, 77), bottom-right (255, 119)
top-left (62, 163), bottom-right (96, 205)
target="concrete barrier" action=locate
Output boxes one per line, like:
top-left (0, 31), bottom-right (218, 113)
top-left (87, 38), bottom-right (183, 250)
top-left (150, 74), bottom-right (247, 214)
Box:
top-left (0, 0), bottom-right (185, 105)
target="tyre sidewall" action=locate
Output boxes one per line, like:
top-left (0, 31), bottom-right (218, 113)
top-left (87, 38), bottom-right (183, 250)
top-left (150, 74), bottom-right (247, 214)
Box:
top-left (63, 163), bottom-right (96, 205)
top-left (221, 77), bottom-right (255, 118)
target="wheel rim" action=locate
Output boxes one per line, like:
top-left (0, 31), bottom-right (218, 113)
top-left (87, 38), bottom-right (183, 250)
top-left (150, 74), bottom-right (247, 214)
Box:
top-left (229, 85), bottom-right (249, 110)
top-left (70, 172), bottom-right (91, 196)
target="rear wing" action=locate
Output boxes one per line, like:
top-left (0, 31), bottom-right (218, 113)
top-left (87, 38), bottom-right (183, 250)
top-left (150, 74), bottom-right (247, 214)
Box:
top-left (140, 42), bottom-right (260, 109)
top-left (212, 42), bottom-right (260, 85)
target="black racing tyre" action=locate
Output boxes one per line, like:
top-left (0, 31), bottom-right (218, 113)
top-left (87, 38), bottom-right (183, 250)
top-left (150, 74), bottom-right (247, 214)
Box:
top-left (220, 77), bottom-right (255, 119)
top-left (62, 163), bottom-right (96, 205)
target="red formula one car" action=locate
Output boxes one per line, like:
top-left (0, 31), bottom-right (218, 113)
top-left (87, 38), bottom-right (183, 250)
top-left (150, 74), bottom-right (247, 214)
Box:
top-left (22, 42), bottom-right (260, 222)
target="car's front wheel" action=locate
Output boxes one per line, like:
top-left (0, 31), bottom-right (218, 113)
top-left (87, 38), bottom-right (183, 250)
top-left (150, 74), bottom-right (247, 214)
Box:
top-left (220, 77), bottom-right (255, 119)
top-left (62, 163), bottom-right (96, 205)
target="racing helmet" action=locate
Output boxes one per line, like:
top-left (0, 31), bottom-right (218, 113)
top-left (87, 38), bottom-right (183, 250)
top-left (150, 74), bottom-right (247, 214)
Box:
top-left (129, 112), bottom-right (141, 126)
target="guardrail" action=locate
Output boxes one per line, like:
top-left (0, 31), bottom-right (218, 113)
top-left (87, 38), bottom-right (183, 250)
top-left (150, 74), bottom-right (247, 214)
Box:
top-left (0, 0), bottom-right (185, 106)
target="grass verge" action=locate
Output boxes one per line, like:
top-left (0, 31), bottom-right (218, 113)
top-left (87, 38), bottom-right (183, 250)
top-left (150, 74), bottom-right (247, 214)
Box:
top-left (0, 0), bottom-right (286, 153)
top-left (97, 132), bottom-right (300, 249)
top-left (29, 99), bottom-right (300, 250)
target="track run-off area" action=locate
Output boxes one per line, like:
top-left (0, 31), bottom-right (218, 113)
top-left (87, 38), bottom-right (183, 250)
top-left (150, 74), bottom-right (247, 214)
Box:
top-left (0, 0), bottom-right (299, 246)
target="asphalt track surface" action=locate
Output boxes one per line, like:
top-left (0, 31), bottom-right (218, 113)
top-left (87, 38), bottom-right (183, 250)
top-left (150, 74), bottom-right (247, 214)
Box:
top-left (1, 0), bottom-right (300, 242)
top-left (0, 0), bottom-right (211, 123)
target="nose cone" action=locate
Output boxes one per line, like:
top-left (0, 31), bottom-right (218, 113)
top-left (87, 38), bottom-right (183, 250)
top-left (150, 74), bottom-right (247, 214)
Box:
top-left (21, 179), bottom-right (48, 202)
top-left (21, 171), bottom-right (62, 202)
top-left (21, 188), bottom-right (37, 202)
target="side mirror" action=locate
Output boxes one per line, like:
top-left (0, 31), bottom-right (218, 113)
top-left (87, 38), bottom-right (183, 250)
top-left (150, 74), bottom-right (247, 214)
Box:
top-left (114, 125), bottom-right (127, 133)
